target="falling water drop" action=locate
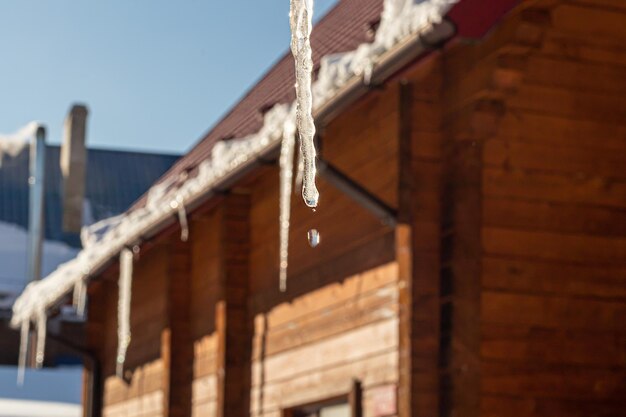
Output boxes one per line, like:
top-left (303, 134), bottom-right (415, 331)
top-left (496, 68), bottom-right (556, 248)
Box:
top-left (307, 229), bottom-right (320, 248)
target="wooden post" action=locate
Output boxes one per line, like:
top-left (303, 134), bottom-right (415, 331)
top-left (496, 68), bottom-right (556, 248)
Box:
top-left (397, 79), bottom-right (415, 417)
top-left (216, 192), bottom-right (252, 417)
top-left (396, 225), bottom-right (413, 417)
top-left (163, 237), bottom-right (193, 417)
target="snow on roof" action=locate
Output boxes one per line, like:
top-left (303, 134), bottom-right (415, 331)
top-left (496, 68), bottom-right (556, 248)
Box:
top-left (11, 0), bottom-right (458, 328)
top-left (0, 122), bottom-right (40, 168)
top-left (0, 221), bottom-right (78, 308)
top-left (0, 399), bottom-right (81, 417)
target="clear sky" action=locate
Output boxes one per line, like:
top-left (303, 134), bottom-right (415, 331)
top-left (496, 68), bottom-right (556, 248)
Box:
top-left (0, 0), bottom-right (338, 155)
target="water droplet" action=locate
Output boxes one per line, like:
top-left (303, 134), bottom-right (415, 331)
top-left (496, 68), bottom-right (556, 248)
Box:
top-left (307, 229), bottom-right (320, 248)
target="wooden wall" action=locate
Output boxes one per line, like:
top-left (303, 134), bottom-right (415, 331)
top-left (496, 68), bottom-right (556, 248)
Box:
top-left (248, 81), bottom-right (402, 416)
top-left (480, 1), bottom-right (626, 415)
top-left (82, 2), bottom-right (626, 417)
top-left (438, 0), bottom-right (626, 415)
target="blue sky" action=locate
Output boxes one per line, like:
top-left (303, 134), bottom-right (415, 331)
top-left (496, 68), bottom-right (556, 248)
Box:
top-left (0, 0), bottom-right (338, 155)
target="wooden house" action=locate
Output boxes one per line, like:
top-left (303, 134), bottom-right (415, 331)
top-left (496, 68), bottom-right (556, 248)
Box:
top-left (9, 0), bottom-right (626, 416)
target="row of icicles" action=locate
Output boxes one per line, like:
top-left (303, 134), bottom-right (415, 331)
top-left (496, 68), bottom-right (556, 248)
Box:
top-left (17, 0), bottom-right (320, 385)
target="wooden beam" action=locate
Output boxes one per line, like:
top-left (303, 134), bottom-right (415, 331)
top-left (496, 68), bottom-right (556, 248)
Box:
top-left (163, 237), bottom-right (193, 417)
top-left (216, 193), bottom-right (252, 417)
top-left (397, 224), bottom-right (413, 417)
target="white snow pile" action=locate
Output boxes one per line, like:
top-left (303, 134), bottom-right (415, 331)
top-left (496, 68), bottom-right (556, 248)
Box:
top-left (10, 0), bottom-right (458, 344)
top-left (0, 221), bottom-right (78, 303)
top-left (0, 122), bottom-right (40, 167)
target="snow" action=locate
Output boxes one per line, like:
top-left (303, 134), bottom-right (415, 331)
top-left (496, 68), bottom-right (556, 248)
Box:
top-left (0, 399), bottom-right (81, 417)
top-left (290, 0), bottom-right (319, 209)
top-left (0, 122), bottom-right (39, 167)
top-left (10, 0), bottom-right (459, 345)
top-left (0, 221), bottom-right (78, 302)
top-left (116, 248), bottom-right (133, 378)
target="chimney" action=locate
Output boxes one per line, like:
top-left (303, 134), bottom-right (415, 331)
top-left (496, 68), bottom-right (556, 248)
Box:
top-left (60, 104), bottom-right (88, 233)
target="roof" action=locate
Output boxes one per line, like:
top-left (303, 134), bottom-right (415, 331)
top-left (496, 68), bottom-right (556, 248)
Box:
top-left (138, 0), bottom-right (384, 199)
top-left (0, 145), bottom-right (179, 247)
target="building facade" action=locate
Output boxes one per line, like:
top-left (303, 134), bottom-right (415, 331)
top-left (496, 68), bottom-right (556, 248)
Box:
top-left (10, 0), bottom-right (626, 416)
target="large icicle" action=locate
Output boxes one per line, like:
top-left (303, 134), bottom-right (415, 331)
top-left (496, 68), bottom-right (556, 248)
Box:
top-left (35, 309), bottom-right (46, 368)
top-left (290, 0), bottom-right (319, 208)
top-left (279, 112), bottom-right (297, 292)
top-left (17, 320), bottom-right (30, 385)
top-left (116, 248), bottom-right (133, 379)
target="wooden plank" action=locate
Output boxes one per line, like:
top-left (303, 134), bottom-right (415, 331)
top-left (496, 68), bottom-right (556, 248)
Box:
top-left (483, 139), bottom-right (626, 179)
top-left (482, 363), bottom-right (626, 401)
top-left (251, 350), bottom-right (398, 414)
top-left (508, 83), bottom-right (626, 123)
top-left (482, 394), bottom-right (626, 417)
top-left (552, 3), bottom-right (626, 40)
top-left (396, 225), bottom-right (413, 417)
top-left (496, 109), bottom-right (626, 151)
top-left (250, 230), bottom-right (396, 313)
top-left (253, 318), bottom-right (398, 386)
top-left (481, 291), bottom-right (626, 331)
top-left (483, 197), bottom-right (626, 237)
top-left (253, 284), bottom-right (399, 359)
top-left (521, 54), bottom-right (626, 94)
top-left (482, 227), bottom-right (626, 264)
top-left (481, 323), bottom-right (626, 367)
top-left (483, 167), bottom-right (626, 208)
top-left (261, 262), bottom-right (397, 331)
top-left (482, 256), bottom-right (626, 299)
top-left (541, 30), bottom-right (626, 66)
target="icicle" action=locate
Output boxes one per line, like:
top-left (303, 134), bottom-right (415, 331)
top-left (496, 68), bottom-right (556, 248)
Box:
top-left (35, 309), bottom-right (46, 368)
top-left (279, 115), bottom-right (297, 292)
top-left (73, 278), bottom-right (87, 318)
top-left (171, 196), bottom-right (189, 242)
top-left (17, 320), bottom-right (29, 386)
top-left (116, 248), bottom-right (133, 379)
top-left (295, 145), bottom-right (304, 191)
top-left (290, 0), bottom-right (319, 208)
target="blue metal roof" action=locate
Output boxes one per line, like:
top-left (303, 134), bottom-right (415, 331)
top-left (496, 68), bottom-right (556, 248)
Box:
top-left (0, 145), bottom-right (179, 247)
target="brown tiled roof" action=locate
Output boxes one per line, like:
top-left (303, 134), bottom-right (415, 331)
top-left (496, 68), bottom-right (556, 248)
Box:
top-left (150, 0), bottom-right (384, 191)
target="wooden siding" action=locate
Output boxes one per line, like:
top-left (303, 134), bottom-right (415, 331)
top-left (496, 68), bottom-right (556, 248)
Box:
top-left (80, 2), bottom-right (626, 417)
top-left (99, 245), bottom-right (170, 417)
top-left (250, 262), bottom-right (400, 417)
top-left (443, 0), bottom-right (626, 415)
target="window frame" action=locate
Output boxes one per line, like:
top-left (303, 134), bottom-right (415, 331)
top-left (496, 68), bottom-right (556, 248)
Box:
top-left (281, 379), bottom-right (362, 417)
